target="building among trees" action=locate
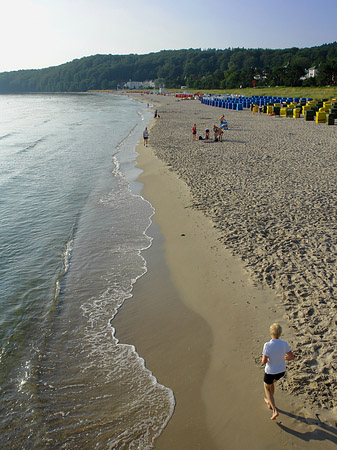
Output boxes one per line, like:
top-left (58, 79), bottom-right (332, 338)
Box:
top-left (124, 80), bottom-right (156, 89)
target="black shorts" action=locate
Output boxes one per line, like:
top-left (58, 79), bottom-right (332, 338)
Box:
top-left (264, 371), bottom-right (285, 385)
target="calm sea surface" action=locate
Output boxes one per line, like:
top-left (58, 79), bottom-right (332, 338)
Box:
top-left (0, 93), bottom-right (174, 449)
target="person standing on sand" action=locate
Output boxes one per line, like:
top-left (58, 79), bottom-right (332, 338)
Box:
top-left (143, 127), bottom-right (149, 146)
top-left (192, 124), bottom-right (197, 141)
top-left (262, 323), bottom-right (294, 420)
top-left (213, 125), bottom-right (221, 142)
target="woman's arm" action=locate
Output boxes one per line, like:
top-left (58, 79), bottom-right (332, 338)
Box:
top-left (262, 355), bottom-right (269, 365)
top-left (284, 350), bottom-right (295, 361)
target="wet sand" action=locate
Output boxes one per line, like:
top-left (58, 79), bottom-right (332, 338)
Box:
top-left (114, 93), bottom-right (337, 449)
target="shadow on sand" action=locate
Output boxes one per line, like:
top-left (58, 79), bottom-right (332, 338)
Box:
top-left (277, 409), bottom-right (337, 445)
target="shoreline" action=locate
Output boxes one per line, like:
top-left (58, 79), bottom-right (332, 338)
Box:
top-left (114, 94), bottom-right (337, 448)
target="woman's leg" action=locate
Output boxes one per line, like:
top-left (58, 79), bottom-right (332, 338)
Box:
top-left (264, 381), bottom-right (279, 420)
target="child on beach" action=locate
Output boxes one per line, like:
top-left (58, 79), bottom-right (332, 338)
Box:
top-left (262, 323), bottom-right (294, 420)
top-left (192, 124), bottom-right (197, 141)
top-left (213, 125), bottom-right (218, 141)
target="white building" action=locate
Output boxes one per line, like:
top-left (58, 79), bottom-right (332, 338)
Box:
top-left (300, 66), bottom-right (318, 80)
top-left (309, 67), bottom-right (318, 78)
top-left (124, 80), bottom-right (156, 89)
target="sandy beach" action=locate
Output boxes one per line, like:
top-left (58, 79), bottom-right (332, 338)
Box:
top-left (114, 93), bottom-right (337, 449)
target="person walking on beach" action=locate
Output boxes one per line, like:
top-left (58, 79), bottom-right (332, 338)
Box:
top-left (143, 127), bottom-right (149, 146)
top-left (192, 124), bottom-right (197, 141)
top-left (262, 323), bottom-right (294, 420)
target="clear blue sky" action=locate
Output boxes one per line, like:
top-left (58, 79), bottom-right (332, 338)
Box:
top-left (1, 0), bottom-right (336, 73)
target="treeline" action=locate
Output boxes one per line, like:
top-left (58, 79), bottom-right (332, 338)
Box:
top-left (0, 43), bottom-right (337, 93)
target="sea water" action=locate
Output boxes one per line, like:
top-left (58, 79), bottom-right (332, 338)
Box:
top-left (0, 93), bottom-right (174, 449)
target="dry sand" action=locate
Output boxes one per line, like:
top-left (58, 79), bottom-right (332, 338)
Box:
top-left (115, 92), bottom-right (337, 449)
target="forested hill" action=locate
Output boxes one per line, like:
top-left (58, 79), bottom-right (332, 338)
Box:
top-left (1, 43), bottom-right (337, 93)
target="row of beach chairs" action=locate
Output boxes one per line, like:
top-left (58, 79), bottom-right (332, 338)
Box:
top-left (201, 95), bottom-right (336, 125)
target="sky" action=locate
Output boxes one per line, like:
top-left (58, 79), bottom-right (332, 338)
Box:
top-left (1, 0), bottom-right (337, 73)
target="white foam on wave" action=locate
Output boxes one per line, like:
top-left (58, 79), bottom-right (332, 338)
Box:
top-left (80, 276), bottom-right (175, 449)
top-left (137, 110), bottom-right (145, 121)
top-left (17, 360), bottom-right (32, 393)
top-left (63, 236), bottom-right (74, 275)
top-left (80, 107), bottom-right (175, 449)
top-left (116, 123), bottom-right (138, 151)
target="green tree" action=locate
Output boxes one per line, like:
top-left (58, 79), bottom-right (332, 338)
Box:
top-left (1, 43), bottom-right (337, 93)
top-left (317, 58), bottom-right (337, 86)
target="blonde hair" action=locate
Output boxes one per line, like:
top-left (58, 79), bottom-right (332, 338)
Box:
top-left (270, 323), bottom-right (282, 339)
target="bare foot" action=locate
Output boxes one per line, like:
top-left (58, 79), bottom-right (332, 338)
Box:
top-left (264, 398), bottom-right (272, 409)
top-left (271, 410), bottom-right (279, 420)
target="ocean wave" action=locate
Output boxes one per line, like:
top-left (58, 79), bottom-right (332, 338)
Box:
top-left (116, 123), bottom-right (138, 151)
top-left (18, 137), bottom-right (45, 154)
top-left (0, 133), bottom-right (12, 140)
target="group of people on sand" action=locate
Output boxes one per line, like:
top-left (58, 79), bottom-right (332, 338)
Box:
top-left (192, 114), bottom-right (227, 142)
